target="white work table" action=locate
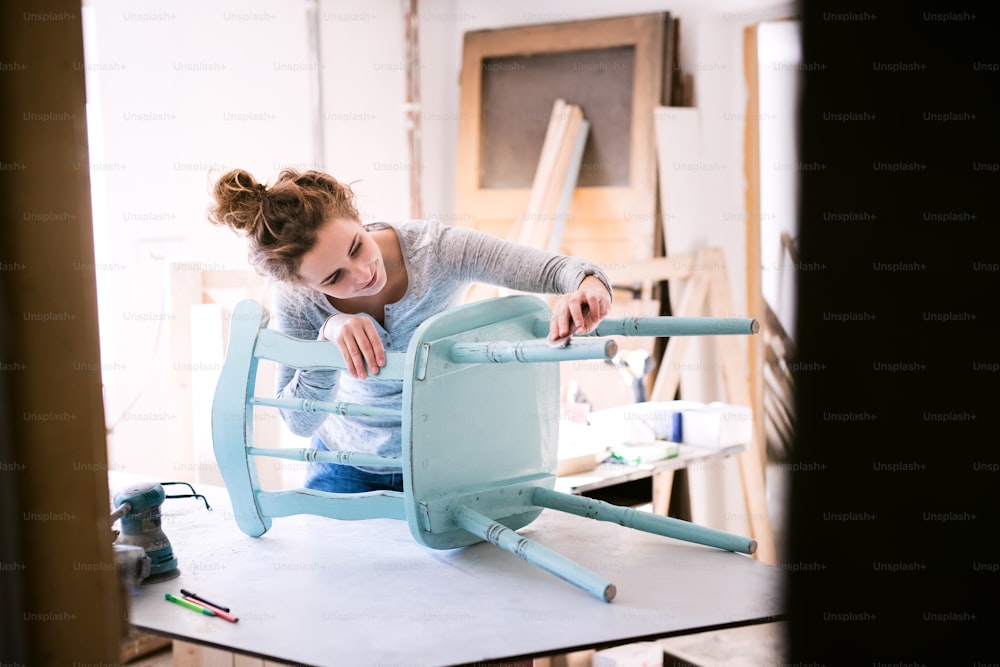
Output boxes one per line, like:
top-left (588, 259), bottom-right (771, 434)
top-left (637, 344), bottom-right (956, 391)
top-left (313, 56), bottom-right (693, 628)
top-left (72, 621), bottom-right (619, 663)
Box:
top-left (114, 474), bottom-right (784, 667)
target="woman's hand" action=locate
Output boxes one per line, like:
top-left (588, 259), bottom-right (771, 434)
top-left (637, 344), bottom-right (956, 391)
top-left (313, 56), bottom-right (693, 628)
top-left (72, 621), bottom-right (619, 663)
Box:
top-left (320, 314), bottom-right (385, 379)
top-left (547, 276), bottom-right (612, 346)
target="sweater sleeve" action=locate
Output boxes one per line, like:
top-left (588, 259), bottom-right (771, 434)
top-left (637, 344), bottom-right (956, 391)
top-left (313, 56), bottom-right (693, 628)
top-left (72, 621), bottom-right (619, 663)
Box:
top-left (269, 285), bottom-right (339, 438)
top-left (432, 223), bottom-right (613, 299)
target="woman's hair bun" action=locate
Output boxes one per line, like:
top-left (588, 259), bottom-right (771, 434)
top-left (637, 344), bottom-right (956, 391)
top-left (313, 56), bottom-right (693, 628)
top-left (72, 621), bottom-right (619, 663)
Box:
top-left (207, 168), bottom-right (268, 235)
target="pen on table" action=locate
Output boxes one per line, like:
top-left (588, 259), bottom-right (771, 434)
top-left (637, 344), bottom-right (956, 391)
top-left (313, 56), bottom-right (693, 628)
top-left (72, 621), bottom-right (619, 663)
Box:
top-left (165, 593), bottom-right (216, 616)
top-left (180, 588), bottom-right (230, 612)
top-left (182, 595), bottom-right (239, 623)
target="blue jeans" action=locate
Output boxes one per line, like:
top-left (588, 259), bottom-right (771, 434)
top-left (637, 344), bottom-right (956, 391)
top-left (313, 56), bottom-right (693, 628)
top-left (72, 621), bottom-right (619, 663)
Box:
top-left (304, 435), bottom-right (405, 493)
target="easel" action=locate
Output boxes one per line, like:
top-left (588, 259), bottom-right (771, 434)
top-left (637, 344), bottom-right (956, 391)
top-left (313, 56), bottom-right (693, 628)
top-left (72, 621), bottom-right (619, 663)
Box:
top-left (604, 247), bottom-right (777, 566)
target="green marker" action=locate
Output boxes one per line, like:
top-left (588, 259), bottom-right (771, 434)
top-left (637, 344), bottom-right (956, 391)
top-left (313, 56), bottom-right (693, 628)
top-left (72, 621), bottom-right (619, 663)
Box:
top-left (165, 592), bottom-right (216, 616)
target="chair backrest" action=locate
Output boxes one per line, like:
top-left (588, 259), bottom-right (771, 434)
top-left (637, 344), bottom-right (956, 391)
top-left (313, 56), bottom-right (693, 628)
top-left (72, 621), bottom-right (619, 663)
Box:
top-left (211, 298), bottom-right (410, 538)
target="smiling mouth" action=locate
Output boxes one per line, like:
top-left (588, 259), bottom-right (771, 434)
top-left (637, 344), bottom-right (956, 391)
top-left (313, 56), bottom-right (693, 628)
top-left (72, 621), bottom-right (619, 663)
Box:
top-left (362, 270), bottom-right (378, 290)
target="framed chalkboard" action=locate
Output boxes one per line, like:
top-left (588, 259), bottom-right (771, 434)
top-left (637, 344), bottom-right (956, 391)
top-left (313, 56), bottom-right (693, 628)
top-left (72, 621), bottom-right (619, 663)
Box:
top-left (480, 46), bottom-right (635, 188)
top-left (455, 13), bottom-right (669, 262)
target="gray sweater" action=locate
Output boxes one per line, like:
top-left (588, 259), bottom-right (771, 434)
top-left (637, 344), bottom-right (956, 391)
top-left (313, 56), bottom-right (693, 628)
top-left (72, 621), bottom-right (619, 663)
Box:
top-left (271, 219), bottom-right (611, 472)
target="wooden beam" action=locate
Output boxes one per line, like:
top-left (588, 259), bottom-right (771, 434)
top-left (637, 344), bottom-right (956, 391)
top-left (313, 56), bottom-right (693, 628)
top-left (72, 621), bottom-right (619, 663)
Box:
top-left (520, 101), bottom-right (585, 250)
top-left (404, 0), bottom-right (423, 219)
top-left (604, 255), bottom-right (696, 289)
top-left (512, 99), bottom-right (569, 249)
top-left (466, 100), bottom-right (587, 303)
top-left (742, 24), bottom-right (768, 484)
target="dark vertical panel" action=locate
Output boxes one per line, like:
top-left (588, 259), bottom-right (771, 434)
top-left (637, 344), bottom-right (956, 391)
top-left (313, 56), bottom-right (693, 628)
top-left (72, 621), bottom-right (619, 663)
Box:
top-left (789, 3), bottom-right (998, 662)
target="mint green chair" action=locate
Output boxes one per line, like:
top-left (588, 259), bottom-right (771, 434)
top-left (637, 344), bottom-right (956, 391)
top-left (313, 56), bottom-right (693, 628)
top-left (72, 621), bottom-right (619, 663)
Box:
top-left (212, 295), bottom-right (758, 602)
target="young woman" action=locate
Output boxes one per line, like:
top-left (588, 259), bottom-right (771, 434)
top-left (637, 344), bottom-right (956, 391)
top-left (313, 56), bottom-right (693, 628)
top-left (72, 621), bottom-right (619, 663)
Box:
top-left (209, 168), bottom-right (613, 493)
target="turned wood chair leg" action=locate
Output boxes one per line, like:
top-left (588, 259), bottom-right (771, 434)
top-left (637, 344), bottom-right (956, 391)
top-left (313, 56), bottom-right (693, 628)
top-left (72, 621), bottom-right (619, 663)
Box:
top-left (453, 505), bottom-right (616, 603)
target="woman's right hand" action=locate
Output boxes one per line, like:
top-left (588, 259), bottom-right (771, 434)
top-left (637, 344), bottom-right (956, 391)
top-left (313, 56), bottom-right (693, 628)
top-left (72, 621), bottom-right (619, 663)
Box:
top-left (320, 314), bottom-right (386, 379)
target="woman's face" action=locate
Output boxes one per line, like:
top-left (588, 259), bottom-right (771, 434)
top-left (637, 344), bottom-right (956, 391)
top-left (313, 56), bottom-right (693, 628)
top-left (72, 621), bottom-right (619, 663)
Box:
top-left (297, 217), bottom-right (387, 301)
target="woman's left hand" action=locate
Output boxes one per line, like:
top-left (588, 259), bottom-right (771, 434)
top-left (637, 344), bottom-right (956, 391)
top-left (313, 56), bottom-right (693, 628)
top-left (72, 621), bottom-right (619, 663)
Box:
top-left (547, 276), bottom-right (612, 346)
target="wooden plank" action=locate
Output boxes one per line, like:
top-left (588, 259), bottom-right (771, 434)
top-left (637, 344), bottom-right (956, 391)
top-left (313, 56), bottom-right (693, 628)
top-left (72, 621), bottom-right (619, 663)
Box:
top-left (548, 118), bottom-right (590, 253)
top-left (513, 99), bottom-right (569, 249)
top-left (528, 103), bottom-right (578, 248)
top-left (742, 24), bottom-right (767, 493)
top-left (516, 98), bottom-right (570, 246)
top-left (535, 104), bottom-right (581, 238)
top-left (465, 101), bottom-right (586, 303)
top-left (403, 0), bottom-right (423, 219)
top-left (524, 105), bottom-right (584, 250)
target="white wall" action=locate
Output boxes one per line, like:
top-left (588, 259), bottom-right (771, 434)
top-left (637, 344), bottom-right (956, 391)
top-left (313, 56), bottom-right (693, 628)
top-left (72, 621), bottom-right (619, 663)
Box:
top-left (83, 0), bottom-right (322, 479)
top-left (315, 1), bottom-right (410, 222)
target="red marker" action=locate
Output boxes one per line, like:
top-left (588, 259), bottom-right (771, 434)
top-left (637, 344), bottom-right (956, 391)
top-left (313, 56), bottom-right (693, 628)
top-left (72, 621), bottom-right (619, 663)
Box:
top-left (180, 588), bottom-right (229, 611)
top-left (182, 595), bottom-right (239, 623)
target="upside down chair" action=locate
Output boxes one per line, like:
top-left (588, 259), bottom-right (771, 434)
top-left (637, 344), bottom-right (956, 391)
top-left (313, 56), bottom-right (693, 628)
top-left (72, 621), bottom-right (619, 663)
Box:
top-left (212, 295), bottom-right (759, 601)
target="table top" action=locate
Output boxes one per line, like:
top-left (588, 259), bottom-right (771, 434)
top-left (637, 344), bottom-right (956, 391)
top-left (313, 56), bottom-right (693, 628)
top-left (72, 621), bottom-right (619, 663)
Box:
top-left (114, 473), bottom-right (783, 667)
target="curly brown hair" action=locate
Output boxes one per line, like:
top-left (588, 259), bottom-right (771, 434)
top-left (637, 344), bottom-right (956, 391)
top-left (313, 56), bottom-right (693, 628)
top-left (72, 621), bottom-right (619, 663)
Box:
top-left (207, 168), bottom-right (360, 283)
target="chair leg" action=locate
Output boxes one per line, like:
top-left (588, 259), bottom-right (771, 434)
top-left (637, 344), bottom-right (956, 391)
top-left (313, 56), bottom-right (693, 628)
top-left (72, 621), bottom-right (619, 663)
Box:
top-left (452, 505), bottom-right (616, 603)
top-left (532, 487), bottom-right (757, 555)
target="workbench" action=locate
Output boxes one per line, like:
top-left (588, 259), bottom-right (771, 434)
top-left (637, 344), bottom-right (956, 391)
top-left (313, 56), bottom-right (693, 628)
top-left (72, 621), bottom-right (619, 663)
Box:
top-left (113, 473), bottom-right (784, 667)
